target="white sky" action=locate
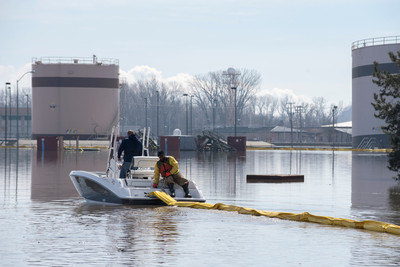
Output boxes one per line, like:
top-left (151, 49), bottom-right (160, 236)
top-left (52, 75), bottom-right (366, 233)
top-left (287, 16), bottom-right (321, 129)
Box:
top-left (1, 0), bottom-right (399, 106)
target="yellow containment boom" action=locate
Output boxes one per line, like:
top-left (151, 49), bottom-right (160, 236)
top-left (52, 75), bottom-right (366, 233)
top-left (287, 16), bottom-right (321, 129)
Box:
top-left (150, 191), bottom-right (400, 236)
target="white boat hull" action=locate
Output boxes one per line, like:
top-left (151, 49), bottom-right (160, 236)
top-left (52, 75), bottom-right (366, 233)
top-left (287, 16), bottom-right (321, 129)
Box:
top-left (70, 170), bottom-right (206, 205)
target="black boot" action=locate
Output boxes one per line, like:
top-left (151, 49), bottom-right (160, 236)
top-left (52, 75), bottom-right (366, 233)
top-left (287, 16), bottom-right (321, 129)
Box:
top-left (167, 183), bottom-right (175, 197)
top-left (182, 183), bottom-right (192, 198)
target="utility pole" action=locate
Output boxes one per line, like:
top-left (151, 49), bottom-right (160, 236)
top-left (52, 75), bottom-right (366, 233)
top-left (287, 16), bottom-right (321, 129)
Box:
top-left (296, 105), bottom-right (303, 144)
top-left (5, 82), bottom-right (11, 143)
top-left (287, 102), bottom-right (294, 147)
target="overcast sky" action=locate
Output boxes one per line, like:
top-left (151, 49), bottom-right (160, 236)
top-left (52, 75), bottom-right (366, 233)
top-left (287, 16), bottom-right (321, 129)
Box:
top-left (1, 0), bottom-right (399, 106)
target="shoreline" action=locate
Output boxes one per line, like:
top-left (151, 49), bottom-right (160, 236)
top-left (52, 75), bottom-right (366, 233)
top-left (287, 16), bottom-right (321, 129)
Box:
top-left (0, 139), bottom-right (389, 152)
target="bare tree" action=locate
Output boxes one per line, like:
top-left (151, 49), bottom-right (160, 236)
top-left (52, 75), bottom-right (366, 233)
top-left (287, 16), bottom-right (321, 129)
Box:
top-left (247, 94), bottom-right (279, 127)
top-left (119, 70), bottom-right (345, 139)
top-left (121, 77), bottom-right (187, 136)
top-left (190, 68), bottom-right (261, 130)
top-left (235, 69), bottom-right (262, 123)
top-left (190, 71), bottom-right (222, 128)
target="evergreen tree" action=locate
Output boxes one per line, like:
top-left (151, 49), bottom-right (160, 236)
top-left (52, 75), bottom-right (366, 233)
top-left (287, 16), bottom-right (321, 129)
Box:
top-left (372, 51), bottom-right (400, 179)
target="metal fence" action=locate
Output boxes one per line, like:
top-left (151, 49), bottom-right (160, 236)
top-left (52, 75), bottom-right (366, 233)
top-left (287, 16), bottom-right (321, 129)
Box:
top-left (352, 36), bottom-right (400, 50)
top-left (32, 56), bottom-right (119, 66)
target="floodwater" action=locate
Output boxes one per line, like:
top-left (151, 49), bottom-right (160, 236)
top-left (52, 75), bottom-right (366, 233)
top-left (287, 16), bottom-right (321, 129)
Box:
top-left (1, 148), bottom-right (400, 266)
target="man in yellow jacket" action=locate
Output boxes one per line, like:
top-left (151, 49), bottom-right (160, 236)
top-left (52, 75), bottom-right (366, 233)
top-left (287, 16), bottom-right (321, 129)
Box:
top-left (153, 151), bottom-right (192, 198)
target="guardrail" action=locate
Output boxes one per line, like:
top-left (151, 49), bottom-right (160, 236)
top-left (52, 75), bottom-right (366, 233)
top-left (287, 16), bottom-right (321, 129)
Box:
top-left (32, 56), bottom-right (119, 66)
top-left (352, 36), bottom-right (400, 50)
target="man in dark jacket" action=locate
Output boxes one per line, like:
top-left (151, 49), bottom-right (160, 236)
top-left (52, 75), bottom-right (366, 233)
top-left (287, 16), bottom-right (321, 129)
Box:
top-left (117, 130), bottom-right (143, 178)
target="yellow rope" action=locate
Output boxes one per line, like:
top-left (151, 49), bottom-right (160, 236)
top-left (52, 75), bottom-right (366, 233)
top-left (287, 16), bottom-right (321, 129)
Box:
top-left (149, 191), bottom-right (400, 236)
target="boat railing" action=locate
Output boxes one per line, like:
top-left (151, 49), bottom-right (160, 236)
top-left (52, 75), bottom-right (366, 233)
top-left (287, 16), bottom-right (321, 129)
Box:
top-left (106, 125), bottom-right (119, 177)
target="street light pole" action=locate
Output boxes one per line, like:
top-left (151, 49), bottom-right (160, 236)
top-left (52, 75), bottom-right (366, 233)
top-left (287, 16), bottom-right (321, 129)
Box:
top-left (212, 97), bottom-right (215, 132)
top-left (9, 85), bottom-right (11, 140)
top-left (190, 95), bottom-right (193, 135)
top-left (156, 91), bottom-right (159, 138)
top-left (144, 97), bottom-right (148, 130)
top-left (332, 105), bottom-right (338, 148)
top-left (233, 88), bottom-right (237, 136)
top-left (4, 82), bottom-right (10, 143)
top-left (26, 94), bottom-right (29, 138)
top-left (183, 93), bottom-right (188, 135)
top-left (16, 70), bottom-right (34, 148)
top-left (223, 68), bottom-right (240, 137)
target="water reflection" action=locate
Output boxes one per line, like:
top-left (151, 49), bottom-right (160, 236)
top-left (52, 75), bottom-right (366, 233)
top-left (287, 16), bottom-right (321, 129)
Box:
top-left (3, 148), bottom-right (10, 200)
top-left (2, 148), bottom-right (32, 203)
top-left (31, 149), bottom-right (107, 201)
top-left (188, 151), bottom-right (247, 199)
top-left (388, 185), bottom-right (400, 216)
top-left (292, 150), bottom-right (302, 175)
top-left (351, 152), bottom-right (400, 224)
top-left (332, 150), bottom-right (335, 179)
top-left (19, 148), bottom-right (400, 226)
top-left (3, 148), bottom-right (400, 266)
top-left (73, 204), bottom-right (180, 256)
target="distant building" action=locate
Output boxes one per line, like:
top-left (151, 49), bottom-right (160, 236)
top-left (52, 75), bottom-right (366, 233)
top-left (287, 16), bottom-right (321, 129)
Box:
top-left (31, 56), bottom-right (119, 140)
top-left (352, 36), bottom-right (400, 149)
top-left (0, 107), bottom-right (30, 140)
top-left (268, 124), bottom-right (351, 146)
top-left (269, 126), bottom-right (303, 143)
top-left (210, 125), bottom-right (351, 146)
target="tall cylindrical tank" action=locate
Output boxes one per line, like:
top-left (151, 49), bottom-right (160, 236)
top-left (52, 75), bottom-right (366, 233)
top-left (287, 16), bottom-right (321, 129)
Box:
top-left (31, 57), bottom-right (119, 139)
top-left (352, 36), bottom-right (400, 148)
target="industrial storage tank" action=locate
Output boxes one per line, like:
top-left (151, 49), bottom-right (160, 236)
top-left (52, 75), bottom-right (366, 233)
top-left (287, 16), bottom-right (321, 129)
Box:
top-left (352, 36), bottom-right (400, 149)
top-left (31, 56), bottom-right (119, 140)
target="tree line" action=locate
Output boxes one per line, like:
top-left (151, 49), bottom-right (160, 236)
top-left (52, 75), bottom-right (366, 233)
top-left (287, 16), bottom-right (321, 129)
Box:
top-left (119, 68), bottom-right (344, 136)
top-left (0, 87), bottom-right (32, 110)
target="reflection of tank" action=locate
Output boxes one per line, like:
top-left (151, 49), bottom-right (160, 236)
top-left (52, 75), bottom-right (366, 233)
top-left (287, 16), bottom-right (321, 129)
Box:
top-left (351, 152), bottom-right (398, 221)
top-left (31, 56), bottom-right (119, 140)
top-left (352, 36), bottom-right (400, 148)
top-left (31, 150), bottom-right (109, 201)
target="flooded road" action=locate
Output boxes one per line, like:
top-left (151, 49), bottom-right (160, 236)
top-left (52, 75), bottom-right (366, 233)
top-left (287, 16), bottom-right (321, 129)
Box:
top-left (1, 148), bottom-right (400, 266)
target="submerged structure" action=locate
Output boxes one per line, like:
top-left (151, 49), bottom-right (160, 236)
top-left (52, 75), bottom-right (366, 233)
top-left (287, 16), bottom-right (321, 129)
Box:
top-left (352, 36), bottom-right (400, 149)
top-left (31, 56), bottom-right (119, 140)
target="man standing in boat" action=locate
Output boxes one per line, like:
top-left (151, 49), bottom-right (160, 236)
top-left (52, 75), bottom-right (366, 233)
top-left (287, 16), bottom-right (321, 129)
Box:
top-left (153, 151), bottom-right (192, 198)
top-left (117, 130), bottom-right (143, 178)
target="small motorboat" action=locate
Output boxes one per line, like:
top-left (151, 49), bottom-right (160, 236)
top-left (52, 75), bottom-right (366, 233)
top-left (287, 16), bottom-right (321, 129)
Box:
top-left (69, 126), bottom-right (206, 205)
